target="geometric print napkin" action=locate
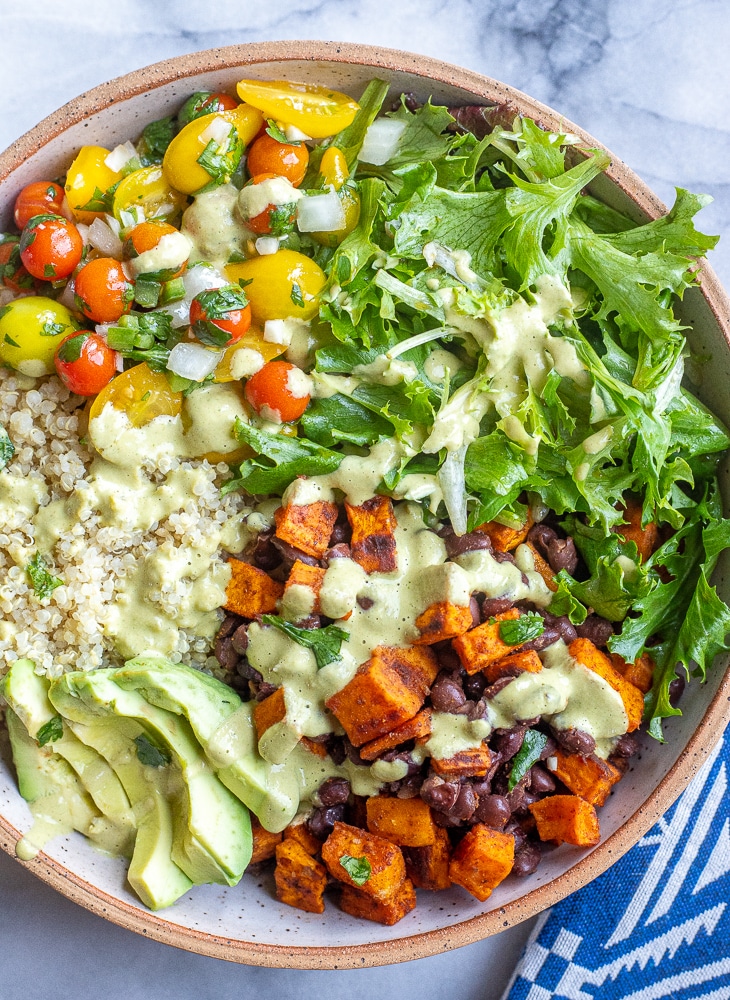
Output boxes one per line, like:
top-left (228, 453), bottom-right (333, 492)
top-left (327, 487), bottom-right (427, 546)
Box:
top-left (504, 729), bottom-right (730, 1000)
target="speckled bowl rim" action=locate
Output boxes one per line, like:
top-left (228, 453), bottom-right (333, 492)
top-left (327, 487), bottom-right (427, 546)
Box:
top-left (1, 39), bottom-right (729, 969)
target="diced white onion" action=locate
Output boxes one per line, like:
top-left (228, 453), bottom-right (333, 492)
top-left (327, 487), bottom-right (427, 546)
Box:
top-left (87, 218), bottom-right (123, 258)
top-left (119, 206), bottom-right (145, 229)
top-left (159, 264), bottom-right (228, 328)
top-left (166, 342), bottom-right (221, 381)
top-left (200, 116), bottom-right (233, 147)
top-left (297, 192), bottom-right (345, 233)
top-left (284, 124), bottom-right (312, 143)
top-left (546, 756), bottom-right (558, 772)
top-left (104, 214), bottom-right (121, 237)
top-left (76, 223), bottom-right (91, 245)
top-left (57, 281), bottom-right (76, 311)
top-left (94, 324), bottom-right (110, 339)
top-left (255, 236), bottom-right (279, 256)
top-left (438, 445), bottom-right (469, 536)
top-left (359, 118), bottom-right (407, 165)
top-left (105, 141), bottom-right (138, 173)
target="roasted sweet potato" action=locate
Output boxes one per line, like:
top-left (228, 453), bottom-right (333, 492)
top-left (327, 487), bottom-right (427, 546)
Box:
top-left (451, 609), bottom-right (519, 675)
top-left (448, 825), bottom-right (515, 902)
top-left (414, 600), bottom-right (475, 644)
top-left (610, 651), bottom-right (655, 694)
top-left (283, 560), bottom-right (326, 614)
top-left (300, 736), bottom-right (329, 758)
top-left (403, 827), bottom-right (452, 891)
top-left (549, 748), bottom-right (623, 806)
top-left (339, 878), bottom-right (416, 925)
top-left (224, 559), bottom-right (283, 618)
top-left (483, 648), bottom-right (543, 684)
top-left (366, 795), bottom-right (438, 847)
top-left (321, 821), bottom-right (406, 900)
top-left (569, 638), bottom-right (645, 731)
top-left (358, 709), bottom-right (433, 762)
top-left (431, 745), bottom-right (493, 779)
top-left (614, 496), bottom-right (659, 563)
top-left (274, 500), bottom-right (338, 559)
top-left (274, 838), bottom-right (328, 914)
top-left (346, 495), bottom-right (398, 574)
top-left (253, 686), bottom-right (286, 742)
top-left (529, 794), bottom-right (600, 847)
top-left (475, 515), bottom-right (533, 552)
top-left (325, 645), bottom-right (438, 746)
top-left (524, 542), bottom-right (558, 592)
top-left (250, 816), bottom-right (283, 864)
top-left (284, 821), bottom-right (322, 856)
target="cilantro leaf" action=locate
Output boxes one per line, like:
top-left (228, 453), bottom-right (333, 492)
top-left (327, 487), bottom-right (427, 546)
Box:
top-left (134, 733), bottom-right (171, 768)
top-left (261, 615), bottom-right (349, 668)
top-left (139, 116), bottom-right (176, 163)
top-left (26, 552), bottom-right (64, 601)
top-left (0, 423), bottom-right (14, 470)
top-left (225, 419), bottom-right (343, 497)
top-left (56, 332), bottom-right (87, 364)
top-left (508, 730), bottom-right (548, 791)
top-left (499, 613), bottom-right (545, 646)
top-left (36, 715), bottom-right (63, 747)
top-left (339, 853), bottom-right (372, 885)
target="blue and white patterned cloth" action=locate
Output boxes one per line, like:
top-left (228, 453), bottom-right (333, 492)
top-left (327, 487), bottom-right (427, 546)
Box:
top-left (505, 731), bottom-right (730, 1000)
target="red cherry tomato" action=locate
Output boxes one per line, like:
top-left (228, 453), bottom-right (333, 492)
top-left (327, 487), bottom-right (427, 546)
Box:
top-left (74, 257), bottom-right (133, 323)
top-left (189, 284), bottom-right (252, 347)
top-left (247, 133), bottom-right (309, 187)
top-left (0, 236), bottom-right (35, 293)
top-left (177, 91), bottom-right (238, 127)
top-left (14, 182), bottom-right (66, 229)
top-left (244, 172), bottom-right (297, 237)
top-left (54, 331), bottom-right (118, 396)
top-left (19, 214), bottom-right (83, 281)
top-left (244, 360), bottom-right (311, 423)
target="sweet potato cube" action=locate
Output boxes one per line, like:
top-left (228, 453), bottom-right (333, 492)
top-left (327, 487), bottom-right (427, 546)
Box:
top-left (250, 816), bottom-right (283, 864)
top-left (274, 838), bottom-right (328, 914)
top-left (475, 515), bottom-right (533, 552)
top-left (448, 825), bottom-right (515, 902)
top-left (284, 821), bottom-right (322, 856)
top-left (614, 496), bottom-right (659, 563)
top-left (253, 687), bottom-right (286, 742)
top-left (366, 796), bottom-right (438, 847)
top-left (451, 609), bottom-right (519, 675)
top-left (339, 878), bottom-right (416, 925)
top-left (484, 648), bottom-right (543, 684)
top-left (359, 709), bottom-right (432, 762)
top-left (431, 745), bottom-right (493, 779)
top-left (346, 495), bottom-right (398, 574)
top-left (274, 500), bottom-right (338, 559)
top-left (569, 638), bottom-right (644, 732)
top-left (321, 821), bottom-right (406, 900)
top-left (550, 749), bottom-right (623, 806)
top-left (414, 601), bottom-right (475, 644)
top-left (325, 645), bottom-right (438, 746)
top-left (404, 827), bottom-right (452, 891)
top-left (524, 542), bottom-right (558, 593)
top-left (224, 559), bottom-right (283, 618)
top-left (300, 736), bottom-right (329, 758)
top-left (610, 651), bottom-right (655, 694)
top-left (529, 794), bottom-right (600, 847)
top-left (283, 560), bottom-right (326, 614)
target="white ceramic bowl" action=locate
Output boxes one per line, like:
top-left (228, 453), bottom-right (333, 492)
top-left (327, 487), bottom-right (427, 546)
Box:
top-left (1, 40), bottom-right (729, 969)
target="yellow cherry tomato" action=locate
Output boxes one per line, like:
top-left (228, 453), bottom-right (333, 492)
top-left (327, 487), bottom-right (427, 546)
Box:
top-left (213, 329), bottom-right (286, 382)
top-left (0, 297), bottom-right (79, 377)
top-left (162, 105), bottom-right (264, 196)
top-left (65, 146), bottom-right (123, 225)
top-left (225, 249), bottom-right (326, 323)
top-left (89, 363), bottom-right (182, 428)
top-left (112, 166), bottom-right (188, 225)
top-left (235, 80), bottom-right (359, 140)
top-left (310, 147), bottom-right (361, 247)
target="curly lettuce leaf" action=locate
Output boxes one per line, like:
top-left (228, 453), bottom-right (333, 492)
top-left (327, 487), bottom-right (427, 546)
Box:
top-left (224, 419), bottom-right (343, 496)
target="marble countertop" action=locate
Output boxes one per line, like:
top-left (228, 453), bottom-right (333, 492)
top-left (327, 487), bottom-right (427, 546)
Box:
top-left (0, 2), bottom-right (728, 997)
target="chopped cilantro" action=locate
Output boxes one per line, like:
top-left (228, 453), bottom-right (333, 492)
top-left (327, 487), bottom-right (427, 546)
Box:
top-left (266, 119), bottom-right (300, 145)
top-left (508, 730), bottom-right (548, 791)
top-left (37, 715), bottom-right (64, 747)
top-left (261, 615), bottom-right (349, 669)
top-left (499, 613), bottom-right (545, 646)
top-left (40, 320), bottom-right (68, 338)
top-left (134, 734), bottom-right (171, 768)
top-left (267, 203), bottom-right (297, 237)
top-left (56, 332), bottom-right (87, 364)
top-left (0, 423), bottom-right (14, 470)
top-left (339, 854), bottom-right (372, 886)
top-left (4, 334), bottom-right (19, 347)
top-left (77, 186), bottom-right (115, 214)
top-left (290, 282), bottom-right (305, 308)
top-left (26, 552), bottom-right (64, 601)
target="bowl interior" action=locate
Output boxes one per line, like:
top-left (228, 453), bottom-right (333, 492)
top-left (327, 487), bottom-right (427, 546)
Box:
top-left (1, 41), bottom-right (729, 968)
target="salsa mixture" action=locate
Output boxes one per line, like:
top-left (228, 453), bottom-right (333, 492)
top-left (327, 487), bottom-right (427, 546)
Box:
top-left (1, 77), bottom-right (729, 922)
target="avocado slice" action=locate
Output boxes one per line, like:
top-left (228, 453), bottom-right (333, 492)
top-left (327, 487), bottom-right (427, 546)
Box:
top-left (50, 670), bottom-right (251, 885)
top-left (65, 717), bottom-right (193, 910)
top-left (2, 659), bottom-right (135, 853)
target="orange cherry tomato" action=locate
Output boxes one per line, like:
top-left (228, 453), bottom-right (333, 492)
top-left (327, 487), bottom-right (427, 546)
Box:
top-left (123, 220), bottom-right (178, 257)
top-left (0, 236), bottom-right (35, 293)
top-left (89, 362), bottom-right (181, 427)
top-left (189, 285), bottom-right (252, 347)
top-left (19, 215), bottom-right (83, 281)
top-left (74, 257), bottom-right (134, 324)
top-left (244, 360), bottom-right (311, 423)
top-left (54, 331), bottom-right (118, 396)
top-left (246, 133), bottom-right (309, 187)
top-left (14, 182), bottom-right (66, 230)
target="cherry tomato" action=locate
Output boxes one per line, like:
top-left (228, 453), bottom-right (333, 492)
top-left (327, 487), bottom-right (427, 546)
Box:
top-left (163, 105), bottom-right (263, 196)
top-left (243, 173), bottom-right (298, 236)
top-left (189, 284), bottom-right (252, 347)
top-left (213, 328), bottom-right (285, 382)
top-left (247, 133), bottom-right (309, 187)
top-left (0, 236), bottom-right (35, 294)
top-left (65, 146), bottom-right (122, 224)
top-left (235, 80), bottom-right (359, 140)
top-left (244, 360), bottom-right (311, 423)
top-left (74, 257), bottom-right (134, 324)
top-left (122, 220), bottom-right (189, 280)
top-left (14, 182), bottom-right (66, 229)
top-left (112, 166), bottom-right (187, 225)
top-left (89, 362), bottom-right (182, 427)
top-left (19, 215), bottom-right (83, 281)
top-left (0, 296), bottom-right (78, 376)
top-left (54, 331), bottom-right (118, 396)
top-left (225, 249), bottom-right (325, 323)
top-left (178, 91), bottom-right (239, 128)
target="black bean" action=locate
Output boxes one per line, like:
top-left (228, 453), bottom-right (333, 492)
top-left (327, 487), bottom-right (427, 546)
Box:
top-left (228, 675), bottom-right (251, 698)
top-left (236, 659), bottom-right (262, 684)
top-left (324, 542), bottom-right (350, 564)
top-left (470, 596), bottom-right (481, 628)
top-left (481, 597), bottom-right (514, 621)
top-left (492, 726), bottom-right (527, 762)
top-left (555, 617), bottom-right (578, 644)
top-left (434, 642), bottom-right (462, 673)
top-left (474, 794), bottom-right (510, 829)
top-left (463, 672), bottom-right (488, 700)
top-left (395, 775), bottom-right (424, 799)
top-left (329, 510), bottom-right (351, 546)
top-left (307, 803), bottom-right (346, 840)
top-left (420, 775), bottom-right (460, 812)
top-left (255, 682), bottom-right (277, 701)
top-left (380, 750), bottom-right (422, 776)
top-left (482, 676), bottom-right (515, 700)
top-left (506, 785), bottom-right (527, 813)
top-left (217, 613), bottom-right (243, 640)
top-left (327, 736), bottom-right (347, 766)
top-left (553, 727), bottom-right (596, 756)
top-left (457, 699), bottom-right (488, 722)
top-left (356, 595), bottom-right (374, 610)
top-left (344, 739), bottom-right (366, 766)
top-left (547, 536), bottom-right (578, 575)
top-left (471, 778), bottom-right (491, 798)
top-left (214, 636), bottom-right (239, 672)
top-left (493, 549), bottom-right (516, 565)
top-left (317, 776), bottom-right (351, 807)
top-left (449, 784), bottom-right (477, 821)
top-left (669, 673), bottom-right (685, 706)
top-left (529, 765), bottom-right (556, 795)
top-left (231, 624), bottom-right (249, 655)
top-left (440, 527), bottom-right (494, 559)
top-left (528, 523), bottom-right (557, 557)
top-left (505, 818), bottom-right (528, 851)
top-left (520, 627), bottom-right (560, 652)
top-left (252, 531), bottom-right (281, 571)
top-left (271, 535), bottom-right (320, 568)
top-left (576, 615), bottom-right (614, 647)
top-left (612, 732), bottom-right (641, 758)
top-left (430, 672), bottom-right (467, 713)
top-left (296, 614), bottom-right (322, 630)
top-left (432, 811), bottom-right (463, 828)
top-left (512, 841), bottom-right (542, 877)
top-left (538, 734), bottom-right (557, 760)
